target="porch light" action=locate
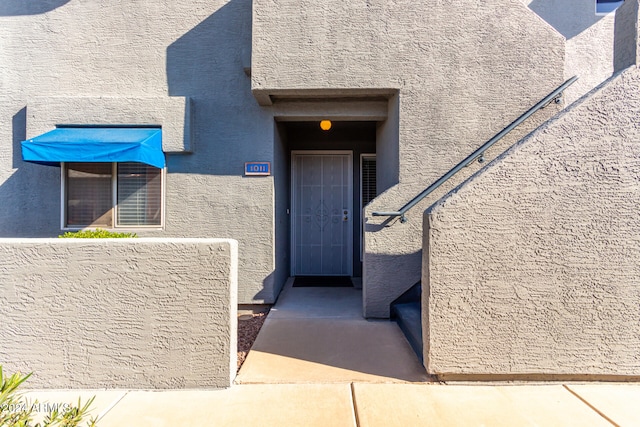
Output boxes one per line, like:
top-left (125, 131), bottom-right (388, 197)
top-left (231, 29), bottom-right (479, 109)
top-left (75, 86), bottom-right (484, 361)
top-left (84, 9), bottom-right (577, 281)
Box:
top-left (320, 120), bottom-right (332, 131)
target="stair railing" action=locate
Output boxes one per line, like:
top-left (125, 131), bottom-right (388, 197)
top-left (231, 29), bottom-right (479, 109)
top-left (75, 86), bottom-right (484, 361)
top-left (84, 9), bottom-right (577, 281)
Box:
top-left (372, 76), bottom-right (578, 223)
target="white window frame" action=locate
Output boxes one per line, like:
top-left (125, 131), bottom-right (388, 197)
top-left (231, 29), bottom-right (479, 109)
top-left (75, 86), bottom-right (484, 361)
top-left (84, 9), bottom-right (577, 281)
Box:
top-left (60, 162), bottom-right (165, 231)
top-left (360, 153), bottom-right (376, 261)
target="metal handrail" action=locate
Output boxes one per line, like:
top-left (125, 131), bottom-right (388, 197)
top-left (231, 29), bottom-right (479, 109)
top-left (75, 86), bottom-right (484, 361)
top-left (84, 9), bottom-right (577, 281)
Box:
top-left (372, 76), bottom-right (578, 222)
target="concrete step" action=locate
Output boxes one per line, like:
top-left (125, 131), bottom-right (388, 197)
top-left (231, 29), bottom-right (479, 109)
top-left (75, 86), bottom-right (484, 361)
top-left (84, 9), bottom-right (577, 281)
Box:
top-left (391, 301), bottom-right (422, 363)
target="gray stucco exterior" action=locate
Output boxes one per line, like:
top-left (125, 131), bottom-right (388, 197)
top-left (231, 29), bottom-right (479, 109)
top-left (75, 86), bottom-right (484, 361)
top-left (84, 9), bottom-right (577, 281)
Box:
top-left (523, 0), bottom-right (619, 104)
top-left (423, 63), bottom-right (640, 379)
top-left (420, 0), bottom-right (640, 379)
top-left (0, 0), bottom-right (633, 322)
top-left (0, 0), bottom-right (278, 304)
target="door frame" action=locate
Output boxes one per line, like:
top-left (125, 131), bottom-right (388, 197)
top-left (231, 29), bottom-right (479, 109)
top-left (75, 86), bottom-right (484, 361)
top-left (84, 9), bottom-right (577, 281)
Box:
top-left (290, 150), bottom-right (354, 276)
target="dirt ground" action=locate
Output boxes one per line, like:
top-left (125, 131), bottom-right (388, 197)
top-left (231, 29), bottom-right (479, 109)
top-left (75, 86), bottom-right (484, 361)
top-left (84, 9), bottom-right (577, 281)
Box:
top-left (237, 308), bottom-right (270, 372)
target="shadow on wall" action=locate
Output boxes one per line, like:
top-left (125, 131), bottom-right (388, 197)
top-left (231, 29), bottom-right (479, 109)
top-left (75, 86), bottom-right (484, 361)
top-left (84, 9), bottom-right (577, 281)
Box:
top-left (12, 107), bottom-right (26, 170)
top-left (166, 0), bottom-right (251, 98)
top-left (0, 108), bottom-right (60, 236)
top-left (613, 0), bottom-right (638, 71)
top-left (250, 271), bottom-right (281, 303)
top-left (364, 250), bottom-right (423, 319)
top-left (366, 251), bottom-right (423, 284)
top-left (0, 0), bottom-right (71, 16)
top-left (165, 0), bottom-right (269, 177)
top-left (528, 0), bottom-right (604, 39)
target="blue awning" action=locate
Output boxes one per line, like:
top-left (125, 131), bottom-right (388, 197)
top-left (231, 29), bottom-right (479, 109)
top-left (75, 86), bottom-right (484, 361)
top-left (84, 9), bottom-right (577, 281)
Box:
top-left (21, 127), bottom-right (165, 169)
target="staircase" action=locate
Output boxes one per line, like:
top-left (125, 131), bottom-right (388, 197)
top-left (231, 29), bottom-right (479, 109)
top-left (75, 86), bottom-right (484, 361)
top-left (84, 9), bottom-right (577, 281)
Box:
top-left (390, 282), bottom-right (423, 363)
top-left (380, 78), bottom-right (580, 366)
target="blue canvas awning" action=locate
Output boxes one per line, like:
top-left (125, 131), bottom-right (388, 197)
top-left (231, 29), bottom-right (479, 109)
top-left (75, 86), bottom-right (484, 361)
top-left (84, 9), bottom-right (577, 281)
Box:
top-left (21, 127), bottom-right (165, 169)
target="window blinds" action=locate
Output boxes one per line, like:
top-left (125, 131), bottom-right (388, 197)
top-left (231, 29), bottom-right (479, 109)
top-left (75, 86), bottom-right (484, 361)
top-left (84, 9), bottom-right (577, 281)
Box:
top-left (117, 162), bottom-right (162, 226)
top-left (361, 156), bottom-right (377, 207)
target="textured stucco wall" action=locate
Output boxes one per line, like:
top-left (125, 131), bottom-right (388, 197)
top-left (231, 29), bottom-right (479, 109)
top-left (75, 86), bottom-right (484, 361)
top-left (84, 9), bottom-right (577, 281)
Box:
top-left (273, 122), bottom-right (289, 297)
top-left (423, 66), bottom-right (640, 378)
top-left (0, 0), bottom-right (280, 304)
top-left (251, 0), bottom-right (567, 317)
top-left (25, 97), bottom-right (193, 153)
top-left (614, 0), bottom-right (639, 71)
top-left (523, 0), bottom-right (617, 104)
top-left (0, 238), bottom-right (237, 388)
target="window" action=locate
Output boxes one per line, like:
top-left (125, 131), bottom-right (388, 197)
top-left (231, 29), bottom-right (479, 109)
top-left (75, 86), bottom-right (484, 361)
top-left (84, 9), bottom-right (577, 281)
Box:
top-left (596, 0), bottom-right (624, 14)
top-left (116, 163), bottom-right (162, 226)
top-left (63, 162), bottom-right (163, 228)
top-left (361, 155), bottom-right (377, 208)
top-left (360, 154), bottom-right (377, 261)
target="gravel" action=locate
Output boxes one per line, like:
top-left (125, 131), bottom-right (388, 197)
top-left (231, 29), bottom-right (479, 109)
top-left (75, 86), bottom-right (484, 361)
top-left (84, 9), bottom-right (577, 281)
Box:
top-left (237, 308), bottom-right (270, 372)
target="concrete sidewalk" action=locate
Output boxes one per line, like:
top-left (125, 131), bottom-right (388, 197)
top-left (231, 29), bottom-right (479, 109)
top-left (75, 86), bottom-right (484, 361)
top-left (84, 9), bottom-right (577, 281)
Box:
top-left (22, 383), bottom-right (640, 426)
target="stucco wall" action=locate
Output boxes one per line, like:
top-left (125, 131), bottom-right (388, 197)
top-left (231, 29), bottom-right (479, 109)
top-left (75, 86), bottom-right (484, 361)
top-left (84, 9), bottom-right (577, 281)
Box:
top-left (251, 0), bottom-right (567, 316)
top-left (25, 97), bottom-right (193, 153)
top-left (0, 238), bottom-right (237, 388)
top-left (523, 0), bottom-right (617, 104)
top-left (0, 0), bottom-right (279, 304)
top-left (423, 66), bottom-right (640, 378)
top-left (273, 122), bottom-right (289, 297)
top-left (614, 0), bottom-right (639, 71)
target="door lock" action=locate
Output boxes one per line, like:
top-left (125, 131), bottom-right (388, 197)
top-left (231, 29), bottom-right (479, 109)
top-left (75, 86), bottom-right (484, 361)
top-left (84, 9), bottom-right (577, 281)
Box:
top-left (343, 209), bottom-right (350, 221)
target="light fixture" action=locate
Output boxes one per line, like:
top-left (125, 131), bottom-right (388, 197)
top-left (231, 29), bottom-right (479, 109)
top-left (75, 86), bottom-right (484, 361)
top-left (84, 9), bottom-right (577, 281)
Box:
top-left (320, 120), bottom-right (332, 131)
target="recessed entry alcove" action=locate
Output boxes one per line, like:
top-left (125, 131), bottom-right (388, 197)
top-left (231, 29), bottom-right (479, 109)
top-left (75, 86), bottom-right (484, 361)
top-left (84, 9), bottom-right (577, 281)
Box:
top-left (274, 120), bottom-right (378, 279)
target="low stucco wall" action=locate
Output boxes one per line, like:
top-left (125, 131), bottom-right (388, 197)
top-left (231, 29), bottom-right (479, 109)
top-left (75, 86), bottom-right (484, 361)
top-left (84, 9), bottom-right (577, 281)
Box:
top-left (423, 66), bottom-right (640, 379)
top-left (0, 238), bottom-right (237, 388)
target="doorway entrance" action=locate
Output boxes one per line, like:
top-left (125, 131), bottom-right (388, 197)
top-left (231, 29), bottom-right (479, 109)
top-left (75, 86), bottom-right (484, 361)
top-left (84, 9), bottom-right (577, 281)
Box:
top-left (276, 120), bottom-right (377, 282)
top-left (291, 151), bottom-right (353, 276)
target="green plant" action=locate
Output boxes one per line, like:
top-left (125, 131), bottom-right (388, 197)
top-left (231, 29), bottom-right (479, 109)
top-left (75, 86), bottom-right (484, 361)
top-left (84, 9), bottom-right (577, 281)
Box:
top-left (58, 229), bottom-right (137, 238)
top-left (0, 366), bottom-right (96, 427)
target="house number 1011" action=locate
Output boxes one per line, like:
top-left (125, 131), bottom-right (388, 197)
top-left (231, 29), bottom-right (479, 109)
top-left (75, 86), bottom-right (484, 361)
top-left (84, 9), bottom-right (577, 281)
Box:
top-left (245, 162), bottom-right (271, 176)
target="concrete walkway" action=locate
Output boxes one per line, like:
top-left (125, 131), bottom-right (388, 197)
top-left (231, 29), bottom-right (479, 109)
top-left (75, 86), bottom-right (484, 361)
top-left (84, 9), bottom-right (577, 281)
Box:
top-left (236, 279), bottom-right (428, 383)
top-left (22, 281), bottom-right (640, 426)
